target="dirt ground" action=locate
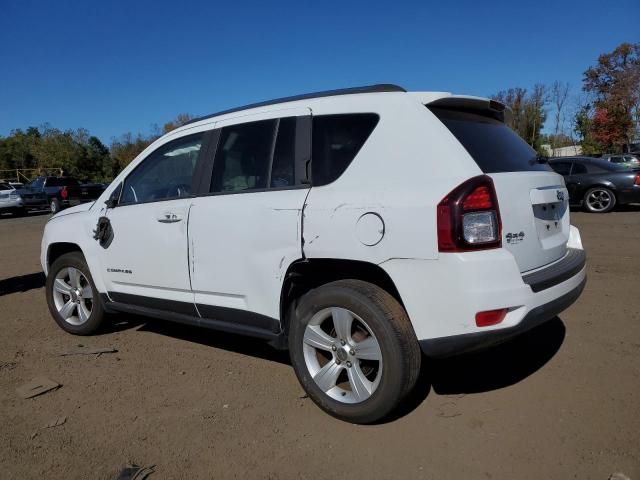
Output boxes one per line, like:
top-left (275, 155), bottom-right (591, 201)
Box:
top-left (0, 209), bottom-right (639, 480)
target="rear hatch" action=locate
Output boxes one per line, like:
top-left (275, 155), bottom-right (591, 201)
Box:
top-left (429, 100), bottom-right (569, 273)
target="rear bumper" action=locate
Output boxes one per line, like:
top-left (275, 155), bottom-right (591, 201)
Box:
top-left (419, 275), bottom-right (586, 357)
top-left (381, 225), bottom-right (587, 358)
top-left (0, 199), bottom-right (23, 210)
top-left (618, 185), bottom-right (640, 205)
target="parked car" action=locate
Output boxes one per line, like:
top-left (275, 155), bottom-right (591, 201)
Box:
top-left (24, 176), bottom-right (106, 213)
top-left (0, 183), bottom-right (24, 215)
top-left (549, 156), bottom-right (640, 213)
top-left (0, 182), bottom-right (48, 215)
top-left (41, 84), bottom-right (586, 423)
top-left (601, 153), bottom-right (640, 167)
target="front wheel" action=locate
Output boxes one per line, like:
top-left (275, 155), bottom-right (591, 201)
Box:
top-left (583, 187), bottom-right (616, 213)
top-left (45, 252), bottom-right (105, 335)
top-left (289, 280), bottom-right (421, 424)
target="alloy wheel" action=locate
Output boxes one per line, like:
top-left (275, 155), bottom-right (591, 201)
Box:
top-left (586, 189), bottom-right (612, 212)
top-left (51, 267), bottom-right (93, 325)
top-left (302, 307), bottom-right (383, 404)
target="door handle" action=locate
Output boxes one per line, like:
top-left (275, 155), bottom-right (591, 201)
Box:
top-left (157, 212), bottom-right (182, 223)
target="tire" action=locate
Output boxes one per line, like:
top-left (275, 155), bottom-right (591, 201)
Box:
top-left (583, 187), bottom-right (616, 213)
top-left (45, 252), bottom-right (105, 335)
top-left (50, 198), bottom-right (61, 214)
top-left (289, 279), bottom-right (421, 424)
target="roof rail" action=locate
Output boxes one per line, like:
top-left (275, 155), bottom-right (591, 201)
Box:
top-left (185, 84), bottom-right (406, 125)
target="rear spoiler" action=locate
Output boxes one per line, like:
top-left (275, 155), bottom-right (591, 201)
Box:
top-left (424, 95), bottom-right (512, 123)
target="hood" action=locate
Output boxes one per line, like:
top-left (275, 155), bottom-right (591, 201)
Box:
top-left (50, 201), bottom-right (94, 219)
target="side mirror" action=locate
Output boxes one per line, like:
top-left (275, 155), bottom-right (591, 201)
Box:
top-left (104, 183), bottom-right (122, 209)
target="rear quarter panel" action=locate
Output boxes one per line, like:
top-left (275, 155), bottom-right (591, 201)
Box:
top-left (302, 93), bottom-right (482, 263)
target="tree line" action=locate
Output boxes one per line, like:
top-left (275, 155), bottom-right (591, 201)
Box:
top-left (0, 113), bottom-right (195, 183)
top-left (492, 42), bottom-right (639, 155)
top-left (1, 42), bottom-right (638, 183)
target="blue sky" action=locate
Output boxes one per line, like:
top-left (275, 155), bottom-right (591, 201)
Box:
top-left (1, 0), bottom-right (638, 143)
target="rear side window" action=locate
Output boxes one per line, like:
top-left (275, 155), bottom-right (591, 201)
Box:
top-left (571, 163), bottom-right (588, 174)
top-left (211, 119), bottom-right (276, 193)
top-left (312, 114), bottom-right (379, 186)
top-left (270, 117), bottom-right (297, 188)
top-left (429, 108), bottom-right (551, 173)
top-left (551, 162), bottom-right (572, 175)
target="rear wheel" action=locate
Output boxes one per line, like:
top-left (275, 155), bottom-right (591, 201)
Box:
top-left (46, 252), bottom-right (105, 335)
top-left (289, 279), bottom-right (421, 424)
top-left (50, 198), bottom-right (61, 214)
top-left (583, 187), bottom-right (616, 213)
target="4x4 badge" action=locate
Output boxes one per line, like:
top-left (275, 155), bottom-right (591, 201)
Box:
top-left (505, 231), bottom-right (525, 244)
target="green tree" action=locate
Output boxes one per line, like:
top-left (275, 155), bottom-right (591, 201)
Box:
top-left (162, 113), bottom-right (195, 134)
top-left (84, 136), bottom-right (111, 182)
top-left (492, 85), bottom-right (548, 152)
top-left (110, 132), bottom-right (153, 175)
top-left (573, 104), bottom-right (600, 154)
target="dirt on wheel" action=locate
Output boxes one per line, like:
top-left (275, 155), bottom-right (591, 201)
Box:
top-left (1, 209), bottom-right (639, 479)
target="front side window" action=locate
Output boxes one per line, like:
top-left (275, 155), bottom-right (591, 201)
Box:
top-left (120, 133), bottom-right (203, 205)
top-left (311, 114), bottom-right (379, 186)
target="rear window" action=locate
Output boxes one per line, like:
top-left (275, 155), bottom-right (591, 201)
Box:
top-left (312, 114), bottom-right (379, 186)
top-left (47, 177), bottom-right (80, 187)
top-left (429, 107), bottom-right (551, 173)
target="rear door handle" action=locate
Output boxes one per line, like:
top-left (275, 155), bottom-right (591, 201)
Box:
top-left (157, 212), bottom-right (182, 223)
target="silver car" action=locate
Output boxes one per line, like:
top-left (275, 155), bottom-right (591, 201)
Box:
top-left (0, 182), bottom-right (24, 214)
top-left (602, 154), bottom-right (640, 167)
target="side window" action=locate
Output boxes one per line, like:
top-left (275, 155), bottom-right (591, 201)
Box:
top-left (270, 117), bottom-right (297, 188)
top-left (571, 163), bottom-right (588, 175)
top-left (120, 133), bottom-right (203, 205)
top-left (311, 114), bottom-right (379, 186)
top-left (211, 119), bottom-right (277, 193)
top-left (551, 162), bottom-right (572, 175)
top-left (31, 177), bottom-right (44, 189)
top-left (587, 165), bottom-right (607, 173)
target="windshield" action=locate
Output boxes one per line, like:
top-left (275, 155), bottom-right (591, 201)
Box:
top-left (429, 107), bottom-right (552, 173)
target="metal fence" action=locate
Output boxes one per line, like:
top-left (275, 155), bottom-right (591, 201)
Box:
top-left (0, 168), bottom-right (64, 183)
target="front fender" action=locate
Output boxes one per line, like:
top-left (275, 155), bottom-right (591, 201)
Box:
top-left (41, 208), bottom-right (107, 294)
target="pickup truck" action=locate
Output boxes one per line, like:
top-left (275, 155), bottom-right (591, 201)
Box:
top-left (21, 176), bottom-right (106, 213)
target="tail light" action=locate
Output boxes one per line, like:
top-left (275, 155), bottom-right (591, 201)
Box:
top-left (437, 175), bottom-right (502, 252)
top-left (60, 186), bottom-right (68, 199)
top-left (635, 174), bottom-right (640, 186)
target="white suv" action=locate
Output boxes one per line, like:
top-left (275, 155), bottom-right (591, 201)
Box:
top-left (41, 85), bottom-right (586, 423)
